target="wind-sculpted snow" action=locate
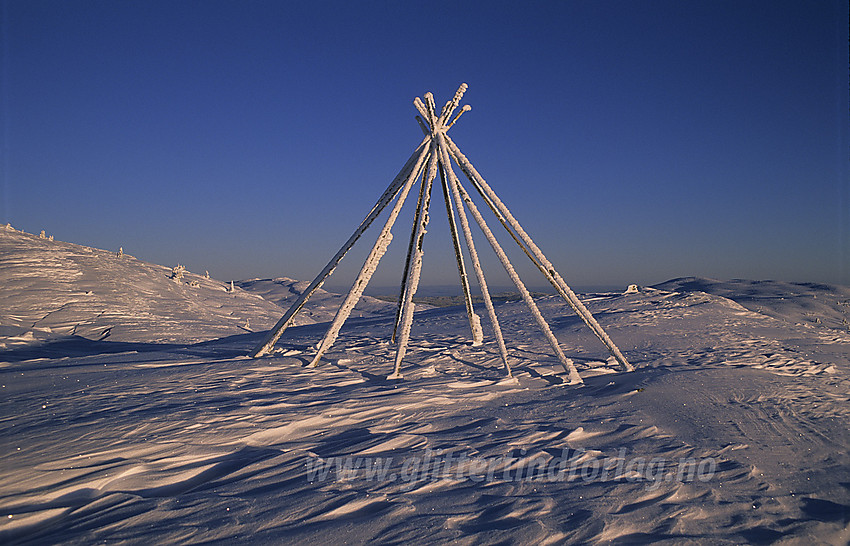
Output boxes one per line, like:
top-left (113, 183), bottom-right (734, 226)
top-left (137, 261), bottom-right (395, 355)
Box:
top-left (1, 230), bottom-right (849, 544)
top-left (0, 228), bottom-right (286, 344)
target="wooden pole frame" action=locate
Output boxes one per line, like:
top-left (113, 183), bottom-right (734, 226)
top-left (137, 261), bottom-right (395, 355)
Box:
top-left (251, 84), bottom-right (632, 384)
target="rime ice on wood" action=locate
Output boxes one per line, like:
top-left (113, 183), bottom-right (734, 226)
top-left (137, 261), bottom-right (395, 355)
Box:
top-left (171, 264), bottom-right (186, 283)
top-left (438, 160), bottom-right (483, 346)
top-left (250, 84), bottom-right (632, 384)
top-left (250, 138), bottom-right (431, 358)
top-left (389, 141), bottom-right (439, 379)
top-left (446, 146), bottom-right (581, 383)
top-left (309, 143), bottom-right (430, 368)
top-left (438, 131), bottom-right (511, 376)
top-left (445, 135), bottom-right (633, 372)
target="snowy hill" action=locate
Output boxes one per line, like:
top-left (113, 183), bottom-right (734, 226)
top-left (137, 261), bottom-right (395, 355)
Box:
top-left (654, 277), bottom-right (850, 332)
top-left (1, 227), bottom-right (849, 544)
top-left (0, 226), bottom-right (287, 344)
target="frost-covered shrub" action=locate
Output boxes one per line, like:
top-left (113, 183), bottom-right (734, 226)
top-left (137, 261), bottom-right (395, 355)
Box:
top-left (171, 264), bottom-right (186, 283)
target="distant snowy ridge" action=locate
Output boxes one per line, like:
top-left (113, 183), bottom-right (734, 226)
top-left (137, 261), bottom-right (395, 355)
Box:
top-left (654, 277), bottom-right (850, 332)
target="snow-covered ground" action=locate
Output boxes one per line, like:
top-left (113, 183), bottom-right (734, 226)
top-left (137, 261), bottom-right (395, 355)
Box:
top-left (1, 227), bottom-right (849, 544)
top-left (235, 277), bottom-right (401, 324)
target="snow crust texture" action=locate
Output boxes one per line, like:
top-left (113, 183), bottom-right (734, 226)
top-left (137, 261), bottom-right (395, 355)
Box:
top-left (2, 229), bottom-right (850, 544)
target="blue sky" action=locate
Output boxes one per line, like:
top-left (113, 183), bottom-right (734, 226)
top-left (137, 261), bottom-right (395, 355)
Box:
top-left (2, 0), bottom-right (848, 291)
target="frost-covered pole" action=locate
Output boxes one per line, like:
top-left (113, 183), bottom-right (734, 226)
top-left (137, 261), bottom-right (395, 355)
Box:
top-left (443, 136), bottom-right (582, 384)
top-left (445, 105), bottom-right (471, 131)
top-left (391, 151), bottom-right (430, 343)
top-left (423, 92), bottom-right (438, 126)
top-left (437, 133), bottom-right (512, 377)
top-left (415, 116), bottom-right (430, 136)
top-left (438, 83), bottom-right (468, 126)
top-left (391, 100), bottom-right (436, 342)
top-left (413, 97), bottom-right (430, 124)
top-left (438, 161), bottom-right (483, 346)
top-left (309, 143), bottom-right (431, 367)
top-left (250, 137), bottom-right (430, 358)
top-left (445, 134), bottom-right (633, 372)
top-left (435, 83), bottom-right (484, 346)
top-left (389, 135), bottom-right (439, 379)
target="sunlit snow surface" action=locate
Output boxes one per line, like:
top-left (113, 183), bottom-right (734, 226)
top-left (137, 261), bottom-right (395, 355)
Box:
top-left (1, 228), bottom-right (849, 544)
